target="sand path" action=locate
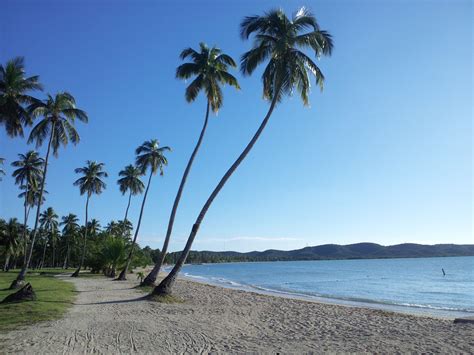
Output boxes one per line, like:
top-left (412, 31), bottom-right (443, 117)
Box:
top-left (0, 274), bottom-right (472, 354)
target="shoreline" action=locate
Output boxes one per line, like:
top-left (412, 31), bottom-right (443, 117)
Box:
top-left (179, 272), bottom-right (470, 320)
top-left (1, 273), bottom-right (472, 353)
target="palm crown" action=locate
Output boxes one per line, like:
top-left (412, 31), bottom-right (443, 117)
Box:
top-left (60, 214), bottom-right (80, 235)
top-left (18, 183), bottom-right (48, 207)
top-left (28, 92), bottom-right (88, 156)
top-left (39, 207), bottom-right (59, 232)
top-left (135, 140), bottom-right (171, 175)
top-left (117, 165), bottom-right (145, 196)
top-left (74, 161), bottom-right (108, 196)
top-left (176, 43), bottom-right (240, 112)
top-left (11, 151), bottom-right (44, 187)
top-left (0, 57), bottom-right (43, 137)
top-left (240, 7), bottom-right (333, 105)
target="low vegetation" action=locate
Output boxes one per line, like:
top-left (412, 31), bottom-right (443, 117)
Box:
top-left (0, 269), bottom-right (75, 332)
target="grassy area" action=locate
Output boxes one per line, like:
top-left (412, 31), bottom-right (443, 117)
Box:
top-left (0, 269), bottom-right (76, 332)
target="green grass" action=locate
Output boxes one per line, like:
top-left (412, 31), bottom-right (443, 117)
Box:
top-left (0, 269), bottom-right (76, 332)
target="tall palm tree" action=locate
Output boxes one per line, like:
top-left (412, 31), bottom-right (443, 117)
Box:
top-left (11, 151), bottom-right (44, 263)
top-left (117, 164), bottom-right (145, 222)
top-left (152, 8), bottom-right (333, 297)
top-left (71, 161), bottom-right (107, 277)
top-left (39, 207), bottom-right (59, 267)
top-left (117, 139), bottom-right (170, 280)
top-left (1, 218), bottom-right (22, 271)
top-left (12, 92), bottom-right (88, 286)
top-left (0, 57), bottom-right (43, 137)
top-left (60, 214), bottom-right (79, 269)
top-left (142, 43), bottom-right (240, 286)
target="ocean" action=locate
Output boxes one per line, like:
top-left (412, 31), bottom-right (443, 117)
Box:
top-left (178, 256), bottom-right (474, 318)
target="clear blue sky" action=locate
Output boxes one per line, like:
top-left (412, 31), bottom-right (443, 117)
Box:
top-left (1, 0), bottom-right (472, 252)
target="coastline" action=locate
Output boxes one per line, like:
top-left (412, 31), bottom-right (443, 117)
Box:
top-left (179, 272), bottom-right (470, 320)
top-left (0, 273), bottom-right (472, 353)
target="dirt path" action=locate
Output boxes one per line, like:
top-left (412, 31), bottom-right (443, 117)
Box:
top-left (0, 274), bottom-right (472, 354)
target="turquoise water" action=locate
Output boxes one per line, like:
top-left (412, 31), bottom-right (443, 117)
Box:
top-left (180, 256), bottom-right (474, 318)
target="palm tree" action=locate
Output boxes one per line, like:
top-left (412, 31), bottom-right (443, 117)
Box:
top-left (60, 214), bottom-right (79, 269)
top-left (116, 139), bottom-right (170, 280)
top-left (11, 151), bottom-right (44, 263)
top-left (12, 92), bottom-right (88, 287)
top-left (88, 219), bottom-right (101, 237)
top-left (101, 236), bottom-right (127, 278)
top-left (152, 8), bottom-right (333, 297)
top-left (1, 218), bottom-right (22, 271)
top-left (39, 207), bottom-right (59, 268)
top-left (0, 57), bottom-right (43, 137)
top-left (142, 43), bottom-right (240, 286)
top-left (71, 161), bottom-right (107, 277)
top-left (117, 164), bottom-right (145, 223)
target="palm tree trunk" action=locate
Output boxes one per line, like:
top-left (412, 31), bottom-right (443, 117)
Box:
top-left (152, 94), bottom-right (279, 297)
top-left (142, 101), bottom-right (210, 286)
top-left (63, 237), bottom-right (69, 269)
top-left (117, 170), bottom-right (153, 280)
top-left (13, 123), bottom-right (55, 286)
top-left (40, 239), bottom-right (47, 269)
top-left (72, 193), bottom-right (90, 277)
top-left (124, 191), bottom-right (132, 223)
top-left (22, 182), bottom-right (29, 265)
top-left (52, 234), bottom-right (55, 268)
top-left (3, 252), bottom-right (11, 272)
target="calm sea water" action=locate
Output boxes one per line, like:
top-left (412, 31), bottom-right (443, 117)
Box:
top-left (179, 256), bottom-right (474, 318)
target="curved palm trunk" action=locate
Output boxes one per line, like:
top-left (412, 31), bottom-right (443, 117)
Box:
top-left (13, 123), bottom-right (55, 287)
top-left (71, 194), bottom-right (90, 277)
top-left (117, 170), bottom-right (153, 280)
top-left (152, 94), bottom-right (279, 297)
top-left (3, 252), bottom-right (11, 272)
top-left (142, 101), bottom-right (210, 286)
top-left (124, 191), bottom-right (132, 223)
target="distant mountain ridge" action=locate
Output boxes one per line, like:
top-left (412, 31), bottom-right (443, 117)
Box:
top-left (165, 243), bottom-right (474, 264)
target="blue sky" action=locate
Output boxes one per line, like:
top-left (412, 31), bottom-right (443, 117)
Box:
top-left (1, 0), bottom-right (472, 252)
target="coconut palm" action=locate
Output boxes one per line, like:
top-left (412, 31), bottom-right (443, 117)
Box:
top-left (116, 139), bottom-right (170, 280)
top-left (39, 207), bottom-right (59, 267)
top-left (60, 214), bottom-right (80, 269)
top-left (0, 57), bottom-right (43, 137)
top-left (1, 218), bottom-right (22, 271)
top-left (117, 164), bottom-right (145, 223)
top-left (142, 43), bottom-right (240, 286)
top-left (88, 219), bottom-right (101, 237)
top-left (152, 7), bottom-right (333, 296)
top-left (11, 151), bottom-right (44, 263)
top-left (101, 236), bottom-right (127, 278)
top-left (12, 92), bottom-right (88, 286)
top-left (71, 161), bottom-right (107, 277)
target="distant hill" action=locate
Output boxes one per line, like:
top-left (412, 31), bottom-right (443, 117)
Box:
top-left (164, 243), bottom-right (474, 264)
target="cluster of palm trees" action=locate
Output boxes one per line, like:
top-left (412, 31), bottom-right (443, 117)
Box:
top-left (1, 8), bottom-right (332, 297)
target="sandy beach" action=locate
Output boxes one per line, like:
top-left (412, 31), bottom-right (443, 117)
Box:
top-left (0, 274), bottom-right (472, 354)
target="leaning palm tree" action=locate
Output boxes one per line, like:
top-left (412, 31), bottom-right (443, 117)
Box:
top-left (11, 151), bottom-right (44, 263)
top-left (39, 207), bottom-right (59, 268)
top-left (152, 7), bottom-right (333, 297)
top-left (71, 161), bottom-right (107, 277)
top-left (60, 214), bottom-right (80, 269)
top-left (142, 43), bottom-right (240, 286)
top-left (0, 57), bottom-right (43, 137)
top-left (117, 164), bottom-right (145, 222)
top-left (11, 92), bottom-right (88, 287)
top-left (116, 139), bottom-right (170, 280)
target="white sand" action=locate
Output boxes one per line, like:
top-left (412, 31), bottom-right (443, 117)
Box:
top-left (0, 274), bottom-right (472, 353)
